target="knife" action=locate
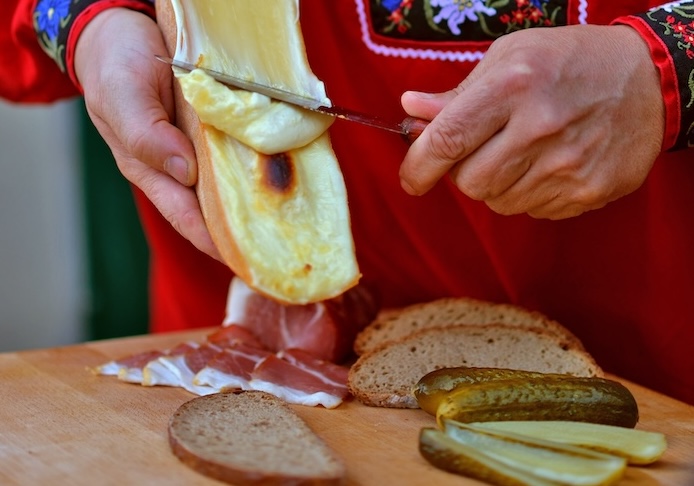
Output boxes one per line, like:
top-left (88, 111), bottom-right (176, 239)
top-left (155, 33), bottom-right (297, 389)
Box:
top-left (156, 55), bottom-right (428, 143)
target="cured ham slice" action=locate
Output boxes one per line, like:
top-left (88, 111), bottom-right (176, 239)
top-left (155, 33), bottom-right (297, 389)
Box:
top-left (96, 350), bottom-right (165, 382)
top-left (94, 277), bottom-right (379, 408)
top-left (96, 342), bottom-right (353, 407)
top-left (278, 348), bottom-right (350, 387)
top-left (96, 342), bottom-right (196, 383)
top-left (194, 344), bottom-right (273, 391)
top-left (223, 277), bottom-right (379, 362)
top-left (250, 356), bottom-right (348, 409)
top-left (250, 351), bottom-right (350, 409)
top-left (143, 343), bottom-right (222, 395)
top-left (205, 324), bottom-right (265, 349)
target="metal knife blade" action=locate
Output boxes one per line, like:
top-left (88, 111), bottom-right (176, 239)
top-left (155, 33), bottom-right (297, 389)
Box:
top-left (155, 55), bottom-right (427, 142)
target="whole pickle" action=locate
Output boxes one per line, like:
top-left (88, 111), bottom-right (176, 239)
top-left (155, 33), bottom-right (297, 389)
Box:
top-left (414, 367), bottom-right (551, 415)
top-left (436, 375), bottom-right (639, 428)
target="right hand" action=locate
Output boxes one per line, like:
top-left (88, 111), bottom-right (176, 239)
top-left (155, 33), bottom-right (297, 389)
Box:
top-left (73, 8), bottom-right (222, 261)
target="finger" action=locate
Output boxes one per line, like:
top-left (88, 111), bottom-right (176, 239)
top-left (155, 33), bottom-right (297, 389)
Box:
top-left (399, 83), bottom-right (511, 195)
top-left (447, 129), bottom-right (536, 201)
top-left (482, 160), bottom-right (605, 219)
top-left (401, 90), bottom-right (456, 120)
top-left (88, 67), bottom-right (198, 187)
top-left (134, 161), bottom-right (222, 260)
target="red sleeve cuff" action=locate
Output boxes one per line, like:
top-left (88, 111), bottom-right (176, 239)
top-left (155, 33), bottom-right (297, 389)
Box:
top-left (612, 16), bottom-right (679, 151)
top-left (65, 1), bottom-right (156, 93)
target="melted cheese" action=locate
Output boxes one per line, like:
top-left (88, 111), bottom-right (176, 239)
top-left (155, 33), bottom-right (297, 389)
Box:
top-left (176, 69), bottom-right (333, 153)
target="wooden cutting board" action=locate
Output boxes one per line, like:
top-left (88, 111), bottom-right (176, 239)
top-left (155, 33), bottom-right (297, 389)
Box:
top-left (0, 329), bottom-right (692, 485)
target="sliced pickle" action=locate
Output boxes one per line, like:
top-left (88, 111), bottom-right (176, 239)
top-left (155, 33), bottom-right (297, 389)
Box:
top-left (419, 428), bottom-right (556, 486)
top-left (419, 421), bottom-right (627, 486)
top-left (469, 421), bottom-right (667, 465)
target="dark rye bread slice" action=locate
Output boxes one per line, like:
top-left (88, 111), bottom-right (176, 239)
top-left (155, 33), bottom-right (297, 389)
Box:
top-left (348, 324), bottom-right (603, 409)
top-left (354, 297), bottom-right (582, 355)
top-left (169, 391), bottom-right (346, 485)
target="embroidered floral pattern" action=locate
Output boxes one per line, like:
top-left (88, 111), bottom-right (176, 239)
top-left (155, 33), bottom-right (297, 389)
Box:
top-left (34, 0), bottom-right (155, 74)
top-left (34, 0), bottom-right (72, 72)
top-left (636, 4), bottom-right (694, 148)
top-left (432, 0), bottom-right (497, 36)
top-left (371, 0), bottom-right (567, 41)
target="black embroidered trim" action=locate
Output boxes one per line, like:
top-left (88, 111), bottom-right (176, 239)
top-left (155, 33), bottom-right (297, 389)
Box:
top-left (33, 0), bottom-right (155, 74)
top-left (369, 0), bottom-right (568, 42)
top-left (634, 4), bottom-right (694, 150)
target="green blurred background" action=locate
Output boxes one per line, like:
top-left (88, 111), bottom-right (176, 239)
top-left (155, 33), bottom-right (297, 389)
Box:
top-left (79, 102), bottom-right (149, 340)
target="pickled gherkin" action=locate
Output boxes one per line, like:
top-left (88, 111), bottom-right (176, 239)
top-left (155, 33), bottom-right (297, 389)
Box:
top-left (413, 367), bottom-right (639, 428)
top-left (469, 421), bottom-right (667, 465)
top-left (436, 375), bottom-right (638, 427)
top-left (414, 367), bottom-right (553, 415)
top-left (419, 421), bottom-right (628, 486)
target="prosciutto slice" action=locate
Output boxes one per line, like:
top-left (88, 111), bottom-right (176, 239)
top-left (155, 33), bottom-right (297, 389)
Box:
top-left (94, 277), bottom-right (380, 408)
top-left (205, 324), bottom-right (265, 349)
top-left (142, 343), bottom-right (221, 395)
top-left (223, 277), bottom-right (379, 362)
top-left (250, 354), bottom-right (349, 409)
top-left (194, 344), bottom-right (273, 391)
top-left (96, 342), bottom-right (196, 383)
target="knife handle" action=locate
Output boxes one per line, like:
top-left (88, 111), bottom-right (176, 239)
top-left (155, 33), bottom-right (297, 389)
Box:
top-left (400, 117), bottom-right (430, 144)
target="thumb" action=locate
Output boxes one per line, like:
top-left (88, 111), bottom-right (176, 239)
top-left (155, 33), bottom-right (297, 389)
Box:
top-left (401, 89), bottom-right (458, 120)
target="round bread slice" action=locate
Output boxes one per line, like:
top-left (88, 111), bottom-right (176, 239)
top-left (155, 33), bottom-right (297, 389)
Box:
top-left (169, 391), bottom-right (346, 485)
top-left (354, 297), bottom-right (583, 355)
top-left (156, 0), bottom-right (360, 304)
top-left (348, 324), bottom-right (603, 409)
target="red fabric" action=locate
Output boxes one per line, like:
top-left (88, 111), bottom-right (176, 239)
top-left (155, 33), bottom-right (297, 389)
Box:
top-left (1, 0), bottom-right (77, 102)
top-left (299, 1), bottom-right (694, 406)
top-left (3, 0), bottom-right (693, 404)
top-left (0, 0), bottom-right (154, 101)
top-left (613, 16), bottom-right (681, 150)
top-left (132, 188), bottom-right (232, 333)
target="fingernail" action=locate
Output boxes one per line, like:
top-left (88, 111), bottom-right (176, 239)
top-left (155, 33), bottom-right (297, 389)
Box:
top-left (165, 156), bottom-right (190, 185)
top-left (405, 90), bottom-right (437, 100)
top-left (400, 178), bottom-right (418, 196)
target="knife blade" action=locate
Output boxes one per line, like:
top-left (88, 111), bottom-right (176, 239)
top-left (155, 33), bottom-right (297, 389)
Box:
top-left (155, 55), bottom-right (428, 143)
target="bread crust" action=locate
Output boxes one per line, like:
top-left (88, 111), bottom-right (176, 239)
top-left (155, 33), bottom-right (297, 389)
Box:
top-left (168, 391), bottom-right (346, 485)
top-left (354, 297), bottom-right (584, 355)
top-left (348, 324), bottom-right (603, 409)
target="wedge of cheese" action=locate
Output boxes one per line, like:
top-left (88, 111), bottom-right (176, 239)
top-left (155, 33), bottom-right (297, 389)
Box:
top-left (157, 0), bottom-right (360, 304)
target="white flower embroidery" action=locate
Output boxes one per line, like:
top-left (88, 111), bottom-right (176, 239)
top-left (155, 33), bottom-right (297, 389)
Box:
top-left (431, 0), bottom-right (497, 35)
top-left (655, 1), bottom-right (686, 13)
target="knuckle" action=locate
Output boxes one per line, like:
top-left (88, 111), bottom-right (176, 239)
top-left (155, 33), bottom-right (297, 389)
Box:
top-left (453, 172), bottom-right (489, 201)
top-left (426, 122), bottom-right (470, 164)
top-left (486, 197), bottom-right (522, 216)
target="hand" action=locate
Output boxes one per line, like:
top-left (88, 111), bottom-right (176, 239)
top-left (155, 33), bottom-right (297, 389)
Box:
top-left (399, 25), bottom-right (664, 219)
top-left (74, 8), bottom-right (221, 259)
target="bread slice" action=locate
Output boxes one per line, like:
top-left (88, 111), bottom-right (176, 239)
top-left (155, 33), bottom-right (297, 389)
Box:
top-left (169, 391), bottom-right (346, 485)
top-left (156, 0), bottom-right (360, 304)
top-left (354, 297), bottom-right (581, 355)
top-left (348, 324), bottom-right (603, 409)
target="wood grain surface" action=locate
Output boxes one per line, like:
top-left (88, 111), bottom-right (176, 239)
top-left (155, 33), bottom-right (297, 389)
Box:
top-left (0, 329), bottom-right (692, 485)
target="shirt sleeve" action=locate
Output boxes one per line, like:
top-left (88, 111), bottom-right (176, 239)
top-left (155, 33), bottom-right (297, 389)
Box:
top-left (34, 0), bottom-right (155, 93)
top-left (613, 2), bottom-right (694, 151)
top-left (1, 0), bottom-right (76, 102)
top-left (1, 0), bottom-right (154, 103)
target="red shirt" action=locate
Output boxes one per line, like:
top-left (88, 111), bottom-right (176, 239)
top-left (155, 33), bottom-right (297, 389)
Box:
top-left (3, 0), bottom-right (693, 405)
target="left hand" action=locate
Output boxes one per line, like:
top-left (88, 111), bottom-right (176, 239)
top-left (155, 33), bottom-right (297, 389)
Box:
top-left (399, 24), bottom-right (664, 219)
